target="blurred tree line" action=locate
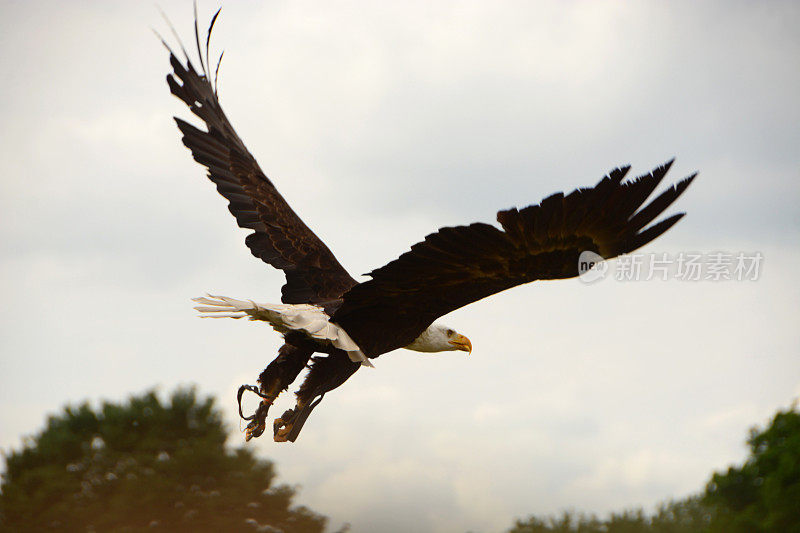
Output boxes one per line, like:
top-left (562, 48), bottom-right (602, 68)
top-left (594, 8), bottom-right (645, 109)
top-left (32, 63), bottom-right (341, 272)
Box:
top-left (508, 405), bottom-right (800, 533)
top-left (0, 388), bottom-right (334, 532)
top-left (2, 388), bottom-right (797, 532)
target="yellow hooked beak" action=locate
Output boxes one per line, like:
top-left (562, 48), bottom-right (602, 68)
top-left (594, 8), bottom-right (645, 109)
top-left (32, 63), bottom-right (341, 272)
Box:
top-left (449, 334), bottom-right (472, 354)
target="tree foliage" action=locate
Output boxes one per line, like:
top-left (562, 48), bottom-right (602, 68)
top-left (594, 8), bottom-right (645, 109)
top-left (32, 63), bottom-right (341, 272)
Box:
top-left (703, 405), bottom-right (800, 532)
top-left (0, 387), bottom-right (327, 532)
top-left (509, 405), bottom-right (800, 533)
top-left (508, 498), bottom-right (712, 533)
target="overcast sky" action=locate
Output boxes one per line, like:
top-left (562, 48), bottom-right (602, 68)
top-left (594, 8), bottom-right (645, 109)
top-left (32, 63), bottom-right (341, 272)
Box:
top-left (1, 1), bottom-right (799, 532)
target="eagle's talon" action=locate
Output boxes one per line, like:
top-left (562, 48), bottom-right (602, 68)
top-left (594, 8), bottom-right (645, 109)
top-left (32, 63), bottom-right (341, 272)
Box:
top-left (245, 419), bottom-right (265, 441)
top-left (237, 384), bottom-right (275, 423)
top-left (273, 408), bottom-right (298, 442)
top-left (273, 425), bottom-right (292, 442)
top-left (242, 398), bottom-right (272, 441)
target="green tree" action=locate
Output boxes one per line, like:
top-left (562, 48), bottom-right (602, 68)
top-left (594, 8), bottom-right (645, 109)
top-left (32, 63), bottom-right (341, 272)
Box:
top-left (704, 405), bottom-right (800, 532)
top-left (0, 387), bottom-right (327, 532)
top-left (508, 404), bottom-right (800, 533)
top-left (507, 500), bottom-right (712, 533)
top-left (649, 497), bottom-right (713, 533)
top-left (508, 510), bottom-right (604, 533)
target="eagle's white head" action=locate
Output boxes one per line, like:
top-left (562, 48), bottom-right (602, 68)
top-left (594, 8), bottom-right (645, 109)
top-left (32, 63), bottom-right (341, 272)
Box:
top-left (404, 323), bottom-right (472, 354)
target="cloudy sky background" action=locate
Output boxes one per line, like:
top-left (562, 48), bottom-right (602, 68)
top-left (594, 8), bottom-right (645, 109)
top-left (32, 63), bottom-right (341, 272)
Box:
top-left (1, 1), bottom-right (799, 531)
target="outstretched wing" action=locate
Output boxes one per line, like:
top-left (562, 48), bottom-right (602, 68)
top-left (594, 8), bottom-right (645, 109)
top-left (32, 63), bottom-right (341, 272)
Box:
top-left (163, 12), bottom-right (356, 304)
top-left (334, 161), bottom-right (695, 357)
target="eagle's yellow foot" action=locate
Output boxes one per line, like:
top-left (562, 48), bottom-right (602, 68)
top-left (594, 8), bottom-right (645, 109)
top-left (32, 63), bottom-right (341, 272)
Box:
top-left (273, 400), bottom-right (308, 442)
top-left (238, 382), bottom-right (283, 442)
top-left (272, 408), bottom-right (295, 442)
top-left (245, 419), bottom-right (264, 441)
top-left (273, 421), bottom-right (291, 442)
top-left (244, 399), bottom-right (271, 441)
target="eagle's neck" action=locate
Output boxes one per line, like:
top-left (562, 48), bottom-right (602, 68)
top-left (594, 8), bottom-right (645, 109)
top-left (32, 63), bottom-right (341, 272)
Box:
top-left (404, 325), bottom-right (448, 353)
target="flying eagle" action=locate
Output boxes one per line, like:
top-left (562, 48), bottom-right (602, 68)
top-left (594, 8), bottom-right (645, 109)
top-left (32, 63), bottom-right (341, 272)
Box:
top-left (163, 12), bottom-right (695, 443)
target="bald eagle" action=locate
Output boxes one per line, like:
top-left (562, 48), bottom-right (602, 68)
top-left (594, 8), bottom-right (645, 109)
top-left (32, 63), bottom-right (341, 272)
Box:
top-left (163, 12), bottom-right (695, 443)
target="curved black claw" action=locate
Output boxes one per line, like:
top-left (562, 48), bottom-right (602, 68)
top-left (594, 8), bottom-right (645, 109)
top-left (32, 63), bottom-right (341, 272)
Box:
top-left (237, 384), bottom-right (260, 420)
top-left (238, 384), bottom-right (274, 441)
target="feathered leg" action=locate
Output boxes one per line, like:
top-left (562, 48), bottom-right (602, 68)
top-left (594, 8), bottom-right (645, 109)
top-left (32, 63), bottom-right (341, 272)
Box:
top-left (273, 349), bottom-right (361, 442)
top-left (242, 334), bottom-right (315, 441)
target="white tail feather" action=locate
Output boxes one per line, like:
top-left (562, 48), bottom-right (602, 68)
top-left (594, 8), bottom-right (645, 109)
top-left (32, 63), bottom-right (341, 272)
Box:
top-left (192, 294), bottom-right (374, 367)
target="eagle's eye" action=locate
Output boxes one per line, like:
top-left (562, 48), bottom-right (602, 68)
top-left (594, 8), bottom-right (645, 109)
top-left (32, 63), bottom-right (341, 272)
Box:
top-left (446, 329), bottom-right (454, 337)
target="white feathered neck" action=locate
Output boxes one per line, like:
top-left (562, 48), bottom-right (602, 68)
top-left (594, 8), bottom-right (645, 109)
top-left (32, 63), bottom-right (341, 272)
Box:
top-left (404, 323), bottom-right (460, 353)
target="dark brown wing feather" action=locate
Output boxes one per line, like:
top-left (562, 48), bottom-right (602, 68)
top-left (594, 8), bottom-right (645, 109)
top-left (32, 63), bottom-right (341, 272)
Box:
top-left (334, 161), bottom-right (695, 357)
top-left (164, 14), bottom-right (356, 304)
